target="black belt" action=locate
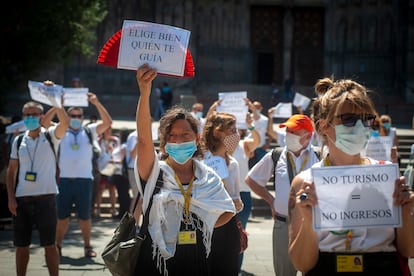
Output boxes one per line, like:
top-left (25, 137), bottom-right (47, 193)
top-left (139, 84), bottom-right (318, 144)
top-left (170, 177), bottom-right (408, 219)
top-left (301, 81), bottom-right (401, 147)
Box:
top-left (305, 251), bottom-right (402, 275)
top-left (275, 214), bottom-right (287, 222)
top-left (17, 194), bottom-right (55, 201)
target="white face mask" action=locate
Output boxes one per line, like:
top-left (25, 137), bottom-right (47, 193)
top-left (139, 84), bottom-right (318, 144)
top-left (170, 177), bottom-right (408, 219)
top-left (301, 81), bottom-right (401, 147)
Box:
top-left (285, 132), bottom-right (304, 152)
top-left (332, 120), bottom-right (370, 155)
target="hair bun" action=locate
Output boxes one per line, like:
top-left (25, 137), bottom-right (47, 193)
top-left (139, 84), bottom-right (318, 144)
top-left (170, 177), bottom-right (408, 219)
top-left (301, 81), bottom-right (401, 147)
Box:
top-left (314, 77), bottom-right (334, 96)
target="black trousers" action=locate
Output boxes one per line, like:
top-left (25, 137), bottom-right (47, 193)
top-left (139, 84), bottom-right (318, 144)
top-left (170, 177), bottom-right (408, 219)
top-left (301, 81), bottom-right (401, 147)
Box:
top-left (109, 174), bottom-right (131, 217)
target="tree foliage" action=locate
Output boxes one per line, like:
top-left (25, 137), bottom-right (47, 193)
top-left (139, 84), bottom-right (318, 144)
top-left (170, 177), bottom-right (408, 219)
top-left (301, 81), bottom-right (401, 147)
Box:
top-left (0, 0), bottom-right (107, 109)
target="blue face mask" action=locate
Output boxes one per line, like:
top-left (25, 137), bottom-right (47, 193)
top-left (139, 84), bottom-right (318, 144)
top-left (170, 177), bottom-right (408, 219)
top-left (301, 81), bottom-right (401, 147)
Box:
top-left (196, 111), bottom-right (203, 119)
top-left (382, 122), bottom-right (391, 130)
top-left (23, 116), bottom-right (40, 131)
top-left (69, 118), bottom-right (82, 129)
top-left (371, 130), bottom-right (380, 138)
top-left (165, 140), bottom-right (197, 165)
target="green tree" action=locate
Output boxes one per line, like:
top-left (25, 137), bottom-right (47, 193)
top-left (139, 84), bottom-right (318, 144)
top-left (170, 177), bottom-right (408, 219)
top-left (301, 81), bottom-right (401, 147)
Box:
top-left (0, 0), bottom-right (107, 112)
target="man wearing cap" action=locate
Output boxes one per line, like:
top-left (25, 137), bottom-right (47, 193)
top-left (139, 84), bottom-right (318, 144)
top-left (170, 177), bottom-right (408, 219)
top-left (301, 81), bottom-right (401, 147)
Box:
top-left (245, 114), bottom-right (320, 276)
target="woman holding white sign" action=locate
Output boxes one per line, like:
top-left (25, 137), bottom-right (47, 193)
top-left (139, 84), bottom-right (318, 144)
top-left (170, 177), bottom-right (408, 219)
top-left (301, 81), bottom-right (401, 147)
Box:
top-left (201, 111), bottom-right (244, 276)
top-left (134, 64), bottom-right (235, 275)
top-left (288, 77), bottom-right (414, 275)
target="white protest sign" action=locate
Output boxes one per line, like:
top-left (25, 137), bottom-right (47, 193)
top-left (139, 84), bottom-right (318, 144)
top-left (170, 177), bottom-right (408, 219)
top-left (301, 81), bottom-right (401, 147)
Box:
top-left (62, 88), bottom-right (89, 107)
top-left (118, 20), bottom-right (191, 76)
top-left (5, 120), bottom-right (26, 134)
top-left (28, 81), bottom-right (63, 108)
top-left (216, 91), bottom-right (248, 129)
top-left (202, 155), bottom-right (229, 179)
top-left (311, 164), bottom-right (401, 231)
top-left (273, 102), bottom-right (292, 118)
top-left (293, 92), bottom-right (311, 111)
top-left (362, 136), bottom-right (393, 161)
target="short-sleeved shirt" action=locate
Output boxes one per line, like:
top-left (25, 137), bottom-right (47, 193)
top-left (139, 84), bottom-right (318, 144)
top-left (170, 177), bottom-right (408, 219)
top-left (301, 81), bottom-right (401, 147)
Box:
top-left (247, 145), bottom-right (320, 216)
top-left (231, 141), bottom-right (251, 192)
top-left (59, 124), bottom-right (99, 178)
top-left (299, 159), bottom-right (396, 253)
top-left (10, 127), bottom-right (60, 197)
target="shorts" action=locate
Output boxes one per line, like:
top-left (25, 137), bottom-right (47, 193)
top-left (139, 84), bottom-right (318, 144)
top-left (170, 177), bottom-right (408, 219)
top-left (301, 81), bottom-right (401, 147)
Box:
top-left (14, 194), bottom-right (57, 247)
top-left (57, 178), bottom-right (93, 220)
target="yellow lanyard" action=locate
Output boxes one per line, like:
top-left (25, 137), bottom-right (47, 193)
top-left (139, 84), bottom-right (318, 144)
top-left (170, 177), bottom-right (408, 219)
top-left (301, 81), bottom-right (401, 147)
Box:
top-left (166, 159), bottom-right (194, 223)
top-left (287, 151), bottom-right (309, 175)
top-left (324, 155), bottom-right (363, 251)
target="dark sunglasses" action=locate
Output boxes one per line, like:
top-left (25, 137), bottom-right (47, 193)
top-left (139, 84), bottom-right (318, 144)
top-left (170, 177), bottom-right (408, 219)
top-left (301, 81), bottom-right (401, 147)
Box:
top-left (69, 114), bottom-right (83, 118)
top-left (24, 113), bottom-right (41, 117)
top-left (335, 113), bottom-right (376, 127)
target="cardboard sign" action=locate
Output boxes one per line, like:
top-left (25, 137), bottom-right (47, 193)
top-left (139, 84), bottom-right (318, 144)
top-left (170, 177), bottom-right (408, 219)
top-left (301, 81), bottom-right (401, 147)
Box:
top-left (118, 20), bottom-right (190, 76)
top-left (311, 164), bottom-right (401, 230)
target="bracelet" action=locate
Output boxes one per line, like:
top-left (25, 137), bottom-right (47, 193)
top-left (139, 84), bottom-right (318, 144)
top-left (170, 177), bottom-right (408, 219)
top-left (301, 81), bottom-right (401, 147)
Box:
top-left (248, 125), bottom-right (255, 131)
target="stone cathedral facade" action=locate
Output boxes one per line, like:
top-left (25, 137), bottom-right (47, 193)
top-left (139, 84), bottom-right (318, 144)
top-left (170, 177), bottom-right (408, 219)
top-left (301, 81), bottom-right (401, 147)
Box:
top-left (63, 0), bottom-right (413, 124)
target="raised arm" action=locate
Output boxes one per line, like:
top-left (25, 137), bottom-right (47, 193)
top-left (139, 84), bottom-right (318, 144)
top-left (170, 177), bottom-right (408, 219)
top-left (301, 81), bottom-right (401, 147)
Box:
top-left (136, 64), bottom-right (157, 181)
top-left (89, 92), bottom-right (113, 135)
top-left (53, 107), bottom-right (69, 139)
top-left (243, 112), bottom-right (261, 156)
top-left (266, 108), bottom-right (278, 141)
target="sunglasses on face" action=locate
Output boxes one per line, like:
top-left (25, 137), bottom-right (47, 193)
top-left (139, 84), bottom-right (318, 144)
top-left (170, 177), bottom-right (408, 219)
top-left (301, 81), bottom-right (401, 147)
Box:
top-left (335, 113), bottom-right (376, 127)
top-left (24, 113), bottom-right (41, 117)
top-left (69, 114), bottom-right (83, 118)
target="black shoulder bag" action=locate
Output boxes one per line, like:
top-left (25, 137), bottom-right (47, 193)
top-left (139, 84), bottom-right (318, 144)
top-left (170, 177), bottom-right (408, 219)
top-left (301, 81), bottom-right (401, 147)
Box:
top-left (102, 170), bottom-right (163, 276)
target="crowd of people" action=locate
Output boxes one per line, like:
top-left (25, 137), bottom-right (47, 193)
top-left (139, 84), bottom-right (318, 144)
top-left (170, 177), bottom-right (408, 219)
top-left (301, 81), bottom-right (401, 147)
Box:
top-left (0, 68), bottom-right (414, 276)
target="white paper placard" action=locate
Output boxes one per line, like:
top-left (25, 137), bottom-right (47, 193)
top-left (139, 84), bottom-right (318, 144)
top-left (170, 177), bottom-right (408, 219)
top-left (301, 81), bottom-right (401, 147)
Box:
top-left (5, 120), bottom-right (26, 134)
top-left (272, 102), bottom-right (292, 118)
top-left (293, 92), bottom-right (311, 111)
top-left (62, 88), bottom-right (89, 107)
top-left (28, 81), bottom-right (63, 108)
top-left (216, 91), bottom-right (248, 129)
top-left (202, 155), bottom-right (229, 179)
top-left (118, 20), bottom-right (191, 76)
top-left (362, 136), bottom-right (393, 161)
top-left (311, 164), bottom-right (401, 230)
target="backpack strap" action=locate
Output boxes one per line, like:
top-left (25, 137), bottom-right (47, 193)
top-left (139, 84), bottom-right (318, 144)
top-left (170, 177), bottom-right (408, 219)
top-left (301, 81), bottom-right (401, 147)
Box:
top-left (272, 146), bottom-right (321, 186)
top-left (83, 126), bottom-right (93, 145)
top-left (271, 147), bottom-right (284, 171)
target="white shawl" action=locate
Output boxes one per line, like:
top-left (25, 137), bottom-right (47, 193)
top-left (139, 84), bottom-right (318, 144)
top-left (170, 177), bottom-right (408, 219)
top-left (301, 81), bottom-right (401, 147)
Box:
top-left (134, 153), bottom-right (235, 264)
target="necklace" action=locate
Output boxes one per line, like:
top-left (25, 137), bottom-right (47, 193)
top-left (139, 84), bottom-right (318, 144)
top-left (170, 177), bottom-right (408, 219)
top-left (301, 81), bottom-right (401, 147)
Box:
top-left (166, 159), bottom-right (195, 223)
top-left (287, 151), bottom-right (309, 175)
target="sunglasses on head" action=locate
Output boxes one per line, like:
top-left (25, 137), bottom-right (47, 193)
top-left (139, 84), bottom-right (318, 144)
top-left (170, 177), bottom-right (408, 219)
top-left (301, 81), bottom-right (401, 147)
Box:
top-left (335, 113), bottom-right (376, 127)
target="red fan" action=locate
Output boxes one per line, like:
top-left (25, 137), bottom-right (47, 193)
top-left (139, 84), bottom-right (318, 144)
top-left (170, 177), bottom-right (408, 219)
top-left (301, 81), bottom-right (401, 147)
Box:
top-left (97, 29), bottom-right (195, 78)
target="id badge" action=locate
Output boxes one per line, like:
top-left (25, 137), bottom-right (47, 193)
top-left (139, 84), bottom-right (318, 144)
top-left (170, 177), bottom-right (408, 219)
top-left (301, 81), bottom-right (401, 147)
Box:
top-left (177, 231), bottom-right (197, 245)
top-left (25, 172), bottom-right (37, 182)
top-left (72, 144), bottom-right (79, 150)
top-left (336, 255), bottom-right (363, 272)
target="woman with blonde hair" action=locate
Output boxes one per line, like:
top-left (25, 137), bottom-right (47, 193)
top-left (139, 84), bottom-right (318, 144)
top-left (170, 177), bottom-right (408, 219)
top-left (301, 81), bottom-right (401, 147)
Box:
top-left (288, 77), bottom-right (414, 275)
